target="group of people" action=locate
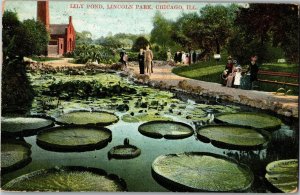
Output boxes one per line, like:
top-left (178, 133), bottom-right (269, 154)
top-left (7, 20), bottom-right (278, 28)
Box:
top-left (120, 45), bottom-right (154, 75)
top-left (173, 51), bottom-right (198, 65)
top-left (221, 55), bottom-right (259, 89)
top-left (137, 45), bottom-right (154, 75)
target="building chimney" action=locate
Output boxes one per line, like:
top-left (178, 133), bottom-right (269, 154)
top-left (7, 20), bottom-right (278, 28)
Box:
top-left (37, 0), bottom-right (50, 30)
top-left (69, 16), bottom-right (72, 24)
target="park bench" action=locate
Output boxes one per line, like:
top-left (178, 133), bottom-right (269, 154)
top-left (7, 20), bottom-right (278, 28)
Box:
top-left (257, 70), bottom-right (299, 86)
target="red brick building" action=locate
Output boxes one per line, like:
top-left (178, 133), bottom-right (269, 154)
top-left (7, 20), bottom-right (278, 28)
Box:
top-left (37, 0), bottom-right (76, 56)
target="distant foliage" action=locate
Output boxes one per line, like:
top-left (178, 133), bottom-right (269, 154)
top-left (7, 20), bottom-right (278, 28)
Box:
top-left (43, 80), bottom-right (136, 100)
top-left (72, 44), bottom-right (118, 64)
top-left (131, 36), bottom-right (150, 52)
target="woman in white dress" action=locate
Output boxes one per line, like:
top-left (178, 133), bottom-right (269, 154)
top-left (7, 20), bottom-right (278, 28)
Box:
top-left (181, 52), bottom-right (186, 64)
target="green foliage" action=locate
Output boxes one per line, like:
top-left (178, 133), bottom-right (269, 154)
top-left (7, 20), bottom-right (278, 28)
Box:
top-left (233, 4), bottom-right (298, 63)
top-left (171, 4), bottom-right (238, 59)
top-left (72, 44), bottom-right (118, 64)
top-left (126, 51), bottom-right (138, 61)
top-left (3, 10), bottom-right (49, 59)
top-left (96, 36), bottom-right (122, 49)
top-left (150, 12), bottom-right (176, 50)
top-left (131, 36), bottom-right (150, 52)
top-left (76, 31), bottom-right (93, 45)
top-left (153, 50), bottom-right (167, 61)
top-left (43, 79), bottom-right (136, 100)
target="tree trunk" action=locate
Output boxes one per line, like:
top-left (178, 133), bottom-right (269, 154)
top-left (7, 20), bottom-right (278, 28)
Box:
top-left (215, 39), bottom-right (220, 54)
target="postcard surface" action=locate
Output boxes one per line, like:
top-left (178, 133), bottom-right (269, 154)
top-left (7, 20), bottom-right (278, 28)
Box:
top-left (1, 0), bottom-right (299, 192)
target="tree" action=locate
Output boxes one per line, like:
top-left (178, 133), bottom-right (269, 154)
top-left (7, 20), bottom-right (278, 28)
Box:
top-left (95, 36), bottom-right (122, 49)
top-left (232, 4), bottom-right (298, 63)
top-left (3, 11), bottom-right (49, 60)
top-left (76, 31), bottom-right (93, 45)
top-left (171, 5), bottom-right (238, 59)
top-left (131, 36), bottom-right (150, 51)
top-left (1, 10), bottom-right (50, 113)
top-left (199, 4), bottom-right (237, 54)
top-left (150, 12), bottom-right (174, 49)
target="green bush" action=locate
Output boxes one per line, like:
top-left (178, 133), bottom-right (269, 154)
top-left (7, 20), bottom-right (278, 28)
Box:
top-left (72, 44), bottom-right (118, 64)
top-left (126, 51), bottom-right (138, 61)
top-left (153, 50), bottom-right (167, 61)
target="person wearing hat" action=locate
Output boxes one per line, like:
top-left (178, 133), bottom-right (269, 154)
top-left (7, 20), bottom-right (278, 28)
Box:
top-left (247, 55), bottom-right (259, 89)
top-left (225, 56), bottom-right (234, 76)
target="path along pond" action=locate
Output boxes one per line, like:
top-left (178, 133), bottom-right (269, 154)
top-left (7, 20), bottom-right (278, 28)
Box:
top-left (1, 71), bottom-right (298, 192)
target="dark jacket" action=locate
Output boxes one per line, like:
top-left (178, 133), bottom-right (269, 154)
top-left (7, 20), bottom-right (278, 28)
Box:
top-left (119, 51), bottom-right (125, 62)
top-left (249, 62), bottom-right (259, 82)
top-left (138, 53), bottom-right (144, 65)
top-left (225, 63), bottom-right (234, 75)
top-left (138, 53), bottom-right (145, 74)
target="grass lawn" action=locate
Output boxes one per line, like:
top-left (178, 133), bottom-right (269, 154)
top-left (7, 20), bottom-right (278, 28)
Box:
top-left (172, 61), bottom-right (299, 94)
top-left (31, 56), bottom-right (61, 62)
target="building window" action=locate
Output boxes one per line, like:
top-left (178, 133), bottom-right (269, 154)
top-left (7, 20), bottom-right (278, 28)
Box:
top-left (61, 44), bottom-right (63, 49)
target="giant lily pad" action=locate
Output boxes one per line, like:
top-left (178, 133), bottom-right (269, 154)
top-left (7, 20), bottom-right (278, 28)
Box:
top-left (215, 112), bottom-right (282, 130)
top-left (122, 113), bottom-right (172, 123)
top-left (108, 139), bottom-right (141, 159)
top-left (265, 159), bottom-right (298, 193)
top-left (1, 116), bottom-right (54, 137)
top-left (138, 121), bottom-right (194, 139)
top-left (197, 125), bottom-right (271, 150)
top-left (37, 125), bottom-right (112, 152)
top-left (1, 140), bottom-right (32, 173)
top-left (2, 166), bottom-right (127, 192)
top-left (55, 111), bottom-right (118, 126)
top-left (152, 152), bottom-right (254, 192)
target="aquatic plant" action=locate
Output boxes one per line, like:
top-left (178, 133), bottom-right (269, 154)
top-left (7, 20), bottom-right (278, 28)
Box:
top-left (265, 159), bottom-right (298, 192)
top-left (152, 152), bottom-right (254, 192)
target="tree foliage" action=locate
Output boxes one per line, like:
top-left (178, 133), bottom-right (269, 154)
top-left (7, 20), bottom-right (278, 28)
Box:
top-left (230, 4), bottom-right (298, 63)
top-left (76, 31), bottom-right (93, 45)
top-left (170, 4), bottom-right (238, 59)
top-left (72, 44), bottom-right (118, 64)
top-left (95, 36), bottom-right (123, 49)
top-left (3, 11), bottom-right (49, 60)
top-left (131, 36), bottom-right (150, 51)
top-left (150, 12), bottom-right (175, 49)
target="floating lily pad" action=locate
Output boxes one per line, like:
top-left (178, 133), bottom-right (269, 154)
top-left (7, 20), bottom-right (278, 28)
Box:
top-left (2, 166), bottom-right (127, 192)
top-left (1, 140), bottom-right (32, 173)
top-left (1, 116), bottom-right (54, 137)
top-left (215, 112), bottom-right (282, 130)
top-left (197, 125), bottom-right (271, 150)
top-left (152, 152), bottom-right (254, 192)
top-left (265, 159), bottom-right (298, 193)
top-left (108, 139), bottom-right (141, 159)
top-left (122, 113), bottom-right (172, 123)
top-left (138, 121), bottom-right (194, 139)
top-left (55, 111), bottom-right (118, 126)
top-left (37, 125), bottom-right (112, 152)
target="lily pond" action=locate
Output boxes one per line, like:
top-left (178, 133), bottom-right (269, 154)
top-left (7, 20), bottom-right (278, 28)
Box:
top-left (1, 71), bottom-right (299, 192)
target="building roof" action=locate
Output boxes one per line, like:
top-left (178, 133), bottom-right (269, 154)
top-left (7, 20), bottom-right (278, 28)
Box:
top-left (50, 24), bottom-right (68, 35)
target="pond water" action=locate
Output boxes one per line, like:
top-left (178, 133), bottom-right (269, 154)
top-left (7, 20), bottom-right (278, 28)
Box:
top-left (1, 72), bottom-right (298, 192)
